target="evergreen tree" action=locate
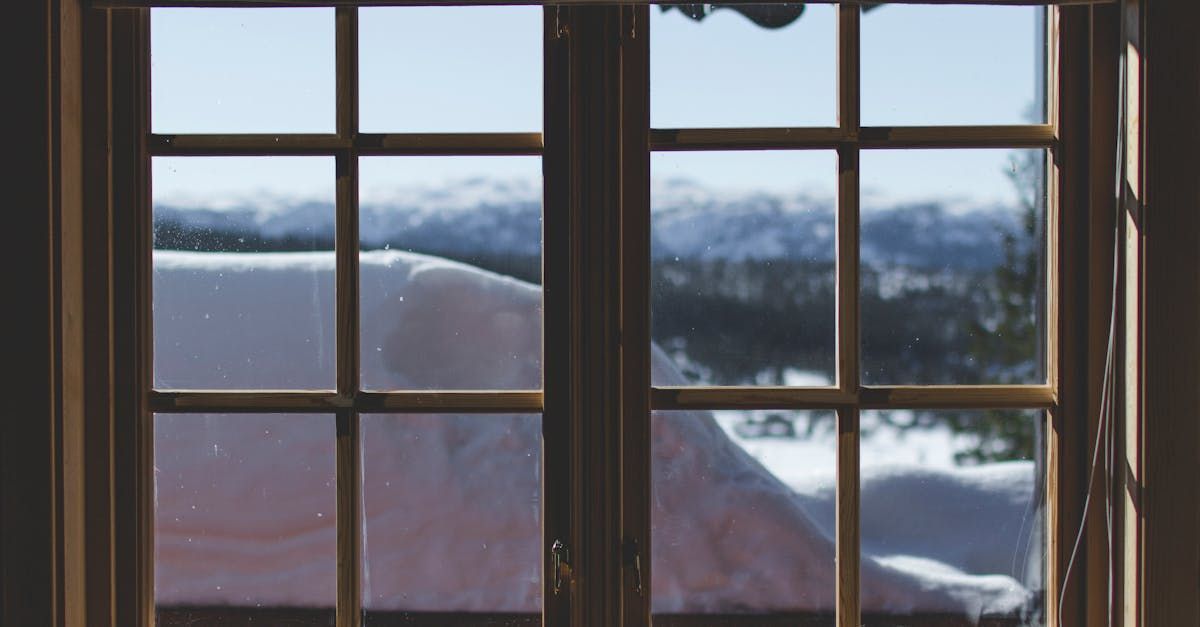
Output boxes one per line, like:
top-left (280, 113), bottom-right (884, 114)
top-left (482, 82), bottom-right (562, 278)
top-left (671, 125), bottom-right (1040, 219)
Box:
top-left (951, 149), bottom-right (1045, 464)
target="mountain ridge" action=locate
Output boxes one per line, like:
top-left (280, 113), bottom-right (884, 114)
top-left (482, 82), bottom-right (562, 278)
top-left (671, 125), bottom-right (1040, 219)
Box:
top-left (154, 177), bottom-right (1028, 271)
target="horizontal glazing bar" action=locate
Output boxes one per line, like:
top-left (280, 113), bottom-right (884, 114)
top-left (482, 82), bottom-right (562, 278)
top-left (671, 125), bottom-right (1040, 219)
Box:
top-left (150, 390), bottom-right (544, 413)
top-left (150, 134), bottom-right (347, 155)
top-left (858, 385), bottom-right (1056, 409)
top-left (151, 391), bottom-right (341, 412)
top-left (651, 385), bottom-right (1056, 410)
top-left (355, 391), bottom-right (543, 412)
top-left (356, 132), bottom-right (543, 155)
top-left (651, 127), bottom-right (844, 151)
top-left (148, 132), bottom-right (543, 156)
top-left (650, 125), bottom-right (1055, 151)
top-left (652, 386), bottom-right (855, 410)
top-left (857, 124), bottom-right (1057, 149)
top-left (150, 127), bottom-right (1049, 155)
top-left (146, 384), bottom-right (1058, 414)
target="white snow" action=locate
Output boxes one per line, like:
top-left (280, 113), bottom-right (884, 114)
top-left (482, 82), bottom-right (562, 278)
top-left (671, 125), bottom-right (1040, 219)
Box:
top-left (152, 249), bottom-right (1040, 620)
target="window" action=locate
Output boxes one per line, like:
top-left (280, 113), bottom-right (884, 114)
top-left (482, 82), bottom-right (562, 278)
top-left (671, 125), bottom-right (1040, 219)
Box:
top-left (647, 5), bottom-right (1053, 625)
top-left (114, 3), bottom-right (1083, 627)
top-left (146, 6), bottom-right (546, 625)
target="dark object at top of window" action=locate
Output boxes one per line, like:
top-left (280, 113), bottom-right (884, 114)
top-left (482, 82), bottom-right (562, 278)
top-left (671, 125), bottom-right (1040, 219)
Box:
top-left (660, 3), bottom-right (884, 29)
top-left (658, 3), bottom-right (807, 29)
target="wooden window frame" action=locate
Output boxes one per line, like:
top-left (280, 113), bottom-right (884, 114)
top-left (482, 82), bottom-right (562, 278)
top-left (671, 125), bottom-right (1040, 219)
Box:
top-left (121, 5), bottom-right (1085, 627)
top-left (12, 2), bottom-right (1193, 627)
top-left (119, 7), bottom-right (556, 627)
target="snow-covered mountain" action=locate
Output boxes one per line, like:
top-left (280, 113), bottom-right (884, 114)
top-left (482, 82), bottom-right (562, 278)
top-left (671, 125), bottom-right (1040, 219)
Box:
top-left (154, 177), bottom-right (1025, 271)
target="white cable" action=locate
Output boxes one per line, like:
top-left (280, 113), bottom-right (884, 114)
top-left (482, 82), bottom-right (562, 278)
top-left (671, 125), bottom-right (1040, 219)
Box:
top-left (1057, 234), bottom-right (1118, 624)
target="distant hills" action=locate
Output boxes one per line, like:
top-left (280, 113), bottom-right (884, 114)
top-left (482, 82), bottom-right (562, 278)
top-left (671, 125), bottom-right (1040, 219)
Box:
top-left (154, 177), bottom-right (1027, 272)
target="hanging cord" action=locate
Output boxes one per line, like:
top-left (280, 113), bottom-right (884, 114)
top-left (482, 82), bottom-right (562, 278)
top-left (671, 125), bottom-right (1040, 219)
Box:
top-left (1104, 2), bottom-right (1130, 621)
top-left (1057, 1), bottom-right (1128, 623)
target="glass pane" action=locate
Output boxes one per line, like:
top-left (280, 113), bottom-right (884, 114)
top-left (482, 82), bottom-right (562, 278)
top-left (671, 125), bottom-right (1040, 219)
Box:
top-left (860, 149), bottom-right (1046, 385)
top-left (652, 150), bottom-right (836, 386)
top-left (651, 3), bottom-right (836, 128)
top-left (862, 4), bottom-right (1045, 125)
top-left (652, 409), bottom-right (836, 622)
top-left (155, 413), bottom-right (336, 625)
top-left (859, 409), bottom-right (1045, 626)
top-left (153, 157), bottom-right (335, 390)
top-left (361, 414), bottom-right (542, 622)
top-left (151, 8), bottom-right (335, 133)
top-left (359, 7), bottom-right (542, 133)
top-left (359, 156), bottom-right (542, 390)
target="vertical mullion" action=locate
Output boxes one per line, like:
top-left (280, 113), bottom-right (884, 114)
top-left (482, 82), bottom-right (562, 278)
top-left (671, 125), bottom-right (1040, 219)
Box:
top-left (1042, 11), bottom-right (1065, 622)
top-left (619, 5), bottom-right (651, 627)
top-left (82, 7), bottom-right (118, 626)
top-left (837, 0), bottom-right (861, 392)
top-left (1046, 7), bottom-right (1063, 416)
top-left (552, 8), bottom-right (627, 626)
top-left (1085, 5), bottom-right (1121, 624)
top-left (334, 7), bottom-right (361, 627)
top-left (542, 7), bottom-right (573, 625)
top-left (125, 8), bottom-right (156, 626)
top-left (835, 406), bottom-right (861, 626)
top-left (334, 6), bottom-right (360, 408)
top-left (334, 403), bottom-right (361, 627)
top-left (1045, 8), bottom-right (1063, 625)
top-left (835, 5), bottom-right (861, 627)
top-left (1048, 6), bottom-right (1094, 627)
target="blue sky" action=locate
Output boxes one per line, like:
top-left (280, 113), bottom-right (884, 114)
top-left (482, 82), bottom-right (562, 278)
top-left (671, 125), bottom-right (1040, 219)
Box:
top-left (150, 4), bottom-right (1042, 208)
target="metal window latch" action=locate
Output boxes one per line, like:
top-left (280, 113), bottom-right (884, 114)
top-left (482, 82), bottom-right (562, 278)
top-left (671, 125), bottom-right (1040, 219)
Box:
top-left (551, 539), bottom-right (572, 595)
top-left (623, 537), bottom-right (644, 597)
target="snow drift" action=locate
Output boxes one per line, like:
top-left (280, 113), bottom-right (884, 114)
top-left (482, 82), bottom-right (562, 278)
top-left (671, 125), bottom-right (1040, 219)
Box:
top-left (153, 250), bottom-right (1040, 621)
